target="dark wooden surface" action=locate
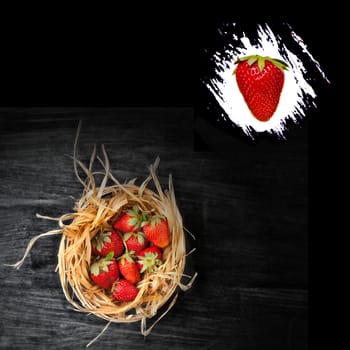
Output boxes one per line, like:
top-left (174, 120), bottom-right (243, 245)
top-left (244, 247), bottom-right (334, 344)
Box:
top-left (0, 107), bottom-right (308, 349)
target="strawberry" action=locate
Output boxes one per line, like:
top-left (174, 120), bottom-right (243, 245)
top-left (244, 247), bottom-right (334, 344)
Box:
top-left (137, 246), bottom-right (163, 273)
top-left (112, 279), bottom-right (139, 302)
top-left (90, 252), bottom-right (119, 290)
top-left (234, 55), bottom-right (288, 122)
top-left (91, 229), bottom-right (124, 258)
top-left (142, 215), bottom-right (170, 248)
top-left (113, 205), bottom-right (144, 233)
top-left (123, 231), bottom-right (148, 255)
top-left (117, 251), bottom-right (141, 284)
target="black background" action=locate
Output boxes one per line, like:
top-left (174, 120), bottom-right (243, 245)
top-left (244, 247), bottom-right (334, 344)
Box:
top-left (0, 11), bottom-right (338, 350)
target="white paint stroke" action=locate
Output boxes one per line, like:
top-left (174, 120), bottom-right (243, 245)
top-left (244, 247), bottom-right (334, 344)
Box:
top-left (205, 23), bottom-right (329, 138)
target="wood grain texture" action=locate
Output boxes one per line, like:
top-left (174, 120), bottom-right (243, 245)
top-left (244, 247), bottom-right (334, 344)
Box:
top-left (0, 108), bottom-right (307, 349)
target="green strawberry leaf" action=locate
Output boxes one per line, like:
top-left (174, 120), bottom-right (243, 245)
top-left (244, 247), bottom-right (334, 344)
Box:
top-left (126, 254), bottom-right (134, 263)
top-left (257, 56), bottom-right (265, 71)
top-left (138, 252), bottom-right (162, 273)
top-left (105, 251), bottom-right (114, 261)
top-left (92, 235), bottom-right (103, 251)
top-left (91, 265), bottom-right (99, 276)
top-left (128, 250), bottom-right (136, 258)
top-left (150, 215), bottom-right (162, 227)
top-left (247, 56), bottom-right (258, 66)
top-left (118, 251), bottom-right (135, 264)
top-left (269, 57), bottom-right (289, 71)
top-left (123, 232), bottom-right (133, 241)
top-left (103, 236), bottom-right (111, 243)
top-left (101, 264), bottom-right (110, 272)
top-left (128, 217), bottom-right (139, 226)
top-left (128, 205), bottom-right (140, 216)
top-left (137, 233), bottom-right (145, 245)
top-left (90, 262), bottom-right (100, 276)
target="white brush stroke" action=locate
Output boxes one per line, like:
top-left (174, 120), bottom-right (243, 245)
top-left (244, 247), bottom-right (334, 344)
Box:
top-left (206, 24), bottom-right (329, 138)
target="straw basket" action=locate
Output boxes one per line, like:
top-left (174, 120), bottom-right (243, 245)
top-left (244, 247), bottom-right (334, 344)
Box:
top-left (11, 142), bottom-right (197, 344)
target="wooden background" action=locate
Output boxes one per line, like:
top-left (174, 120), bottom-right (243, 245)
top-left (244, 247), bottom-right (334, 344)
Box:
top-left (0, 107), bottom-right (308, 349)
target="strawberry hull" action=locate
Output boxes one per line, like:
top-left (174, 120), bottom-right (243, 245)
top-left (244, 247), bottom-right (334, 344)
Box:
top-left (91, 230), bottom-right (125, 258)
top-left (90, 253), bottom-right (119, 290)
top-left (123, 231), bottom-right (148, 255)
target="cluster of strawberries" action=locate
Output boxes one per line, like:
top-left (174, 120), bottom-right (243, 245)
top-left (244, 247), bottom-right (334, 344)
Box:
top-left (89, 205), bottom-right (170, 302)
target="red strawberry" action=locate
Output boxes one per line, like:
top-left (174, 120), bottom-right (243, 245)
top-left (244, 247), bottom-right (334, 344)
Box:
top-left (112, 279), bottom-right (139, 302)
top-left (117, 251), bottom-right (140, 284)
top-left (91, 229), bottom-right (124, 257)
top-left (137, 246), bottom-right (163, 273)
top-left (234, 55), bottom-right (288, 122)
top-left (142, 215), bottom-right (170, 248)
top-left (90, 252), bottom-right (119, 290)
top-left (123, 231), bottom-right (148, 255)
top-left (113, 205), bottom-right (143, 233)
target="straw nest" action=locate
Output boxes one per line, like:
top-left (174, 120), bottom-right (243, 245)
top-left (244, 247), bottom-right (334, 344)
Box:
top-left (11, 141), bottom-right (197, 340)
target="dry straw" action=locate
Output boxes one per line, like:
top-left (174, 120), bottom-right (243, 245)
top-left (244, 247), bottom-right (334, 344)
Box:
top-left (9, 124), bottom-right (197, 346)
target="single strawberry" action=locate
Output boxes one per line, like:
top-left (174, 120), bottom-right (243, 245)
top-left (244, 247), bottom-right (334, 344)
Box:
top-left (90, 251), bottom-right (119, 290)
top-left (113, 205), bottom-right (144, 233)
top-left (91, 229), bottom-right (124, 258)
top-left (123, 231), bottom-right (148, 255)
top-left (117, 251), bottom-right (141, 284)
top-left (112, 279), bottom-right (139, 302)
top-left (142, 215), bottom-right (170, 248)
top-left (137, 246), bottom-right (163, 273)
top-left (233, 55), bottom-right (288, 122)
